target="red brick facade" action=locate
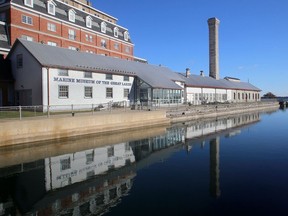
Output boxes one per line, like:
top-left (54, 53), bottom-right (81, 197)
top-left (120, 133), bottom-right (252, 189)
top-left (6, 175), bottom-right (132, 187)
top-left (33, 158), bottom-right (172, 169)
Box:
top-left (6, 4), bottom-right (134, 60)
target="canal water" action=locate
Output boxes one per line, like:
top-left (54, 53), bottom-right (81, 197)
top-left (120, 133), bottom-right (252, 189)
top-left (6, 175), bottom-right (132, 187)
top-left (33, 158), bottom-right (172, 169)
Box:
top-left (0, 108), bottom-right (287, 216)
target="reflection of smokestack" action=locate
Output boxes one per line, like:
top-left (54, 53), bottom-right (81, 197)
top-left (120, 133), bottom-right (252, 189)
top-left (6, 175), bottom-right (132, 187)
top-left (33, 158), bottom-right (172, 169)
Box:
top-left (208, 17), bottom-right (220, 80)
top-left (210, 137), bottom-right (221, 198)
top-left (186, 68), bottom-right (191, 77)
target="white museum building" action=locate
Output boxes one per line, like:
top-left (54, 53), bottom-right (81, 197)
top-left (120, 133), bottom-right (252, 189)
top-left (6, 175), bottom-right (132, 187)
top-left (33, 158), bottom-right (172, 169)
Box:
top-left (7, 39), bottom-right (261, 110)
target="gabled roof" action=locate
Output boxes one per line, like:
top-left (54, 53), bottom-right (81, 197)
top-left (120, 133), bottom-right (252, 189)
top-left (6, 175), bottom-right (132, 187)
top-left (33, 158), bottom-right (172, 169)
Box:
top-left (178, 73), bottom-right (261, 92)
top-left (12, 39), bottom-right (183, 90)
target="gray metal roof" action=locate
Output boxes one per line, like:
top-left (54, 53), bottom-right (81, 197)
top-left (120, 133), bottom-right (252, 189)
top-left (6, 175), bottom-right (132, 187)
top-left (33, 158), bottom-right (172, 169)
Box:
top-left (178, 73), bottom-right (261, 91)
top-left (15, 39), bottom-right (183, 90)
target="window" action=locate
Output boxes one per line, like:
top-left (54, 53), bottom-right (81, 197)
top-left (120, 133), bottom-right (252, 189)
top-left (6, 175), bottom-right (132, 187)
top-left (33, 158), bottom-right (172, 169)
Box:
top-left (68, 9), bottom-right (75, 22)
top-left (106, 74), bottom-right (112, 80)
top-left (85, 34), bottom-right (92, 42)
top-left (123, 75), bottom-right (129, 81)
top-left (47, 22), bottom-right (56, 32)
top-left (124, 88), bottom-right (129, 98)
top-left (84, 71), bottom-right (92, 78)
top-left (124, 31), bottom-right (129, 41)
top-left (21, 35), bottom-right (33, 41)
top-left (86, 151), bottom-right (94, 164)
top-left (58, 85), bottom-right (69, 98)
top-left (84, 86), bottom-right (93, 98)
top-left (114, 42), bottom-right (119, 50)
top-left (106, 88), bottom-right (113, 98)
top-left (16, 54), bottom-right (23, 68)
top-left (24, 0), bottom-right (33, 7)
top-left (101, 22), bottom-right (106, 33)
top-left (58, 69), bottom-right (68, 76)
top-left (107, 147), bottom-right (114, 157)
top-left (114, 27), bottom-right (118, 37)
top-left (0, 12), bottom-right (6, 22)
top-left (47, 41), bottom-right (57, 46)
top-left (47, 1), bottom-right (56, 15)
top-left (60, 158), bottom-right (71, 171)
top-left (125, 46), bottom-right (130, 53)
top-left (68, 29), bottom-right (76, 40)
top-left (22, 15), bottom-right (33, 25)
top-left (86, 16), bottom-right (92, 28)
top-left (68, 46), bottom-right (77, 50)
top-left (101, 39), bottom-right (107, 48)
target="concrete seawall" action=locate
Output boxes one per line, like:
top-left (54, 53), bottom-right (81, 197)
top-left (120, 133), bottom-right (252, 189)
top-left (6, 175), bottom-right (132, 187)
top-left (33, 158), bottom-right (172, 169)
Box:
top-left (0, 102), bottom-right (280, 147)
top-left (168, 102), bottom-right (280, 123)
top-left (0, 110), bottom-right (169, 147)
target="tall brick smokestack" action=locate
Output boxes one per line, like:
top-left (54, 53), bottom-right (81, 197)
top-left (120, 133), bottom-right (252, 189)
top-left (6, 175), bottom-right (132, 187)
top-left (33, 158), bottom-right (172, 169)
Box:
top-left (208, 17), bottom-right (220, 80)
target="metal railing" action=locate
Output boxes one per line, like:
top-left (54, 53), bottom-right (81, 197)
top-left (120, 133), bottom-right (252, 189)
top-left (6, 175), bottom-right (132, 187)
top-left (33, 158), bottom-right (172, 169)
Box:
top-left (0, 101), bottom-right (162, 120)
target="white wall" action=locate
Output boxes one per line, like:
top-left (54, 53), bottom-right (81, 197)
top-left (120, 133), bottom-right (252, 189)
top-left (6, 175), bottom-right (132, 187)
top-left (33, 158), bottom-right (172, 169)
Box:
top-left (9, 43), bottom-right (43, 105)
top-left (45, 143), bottom-right (135, 191)
top-left (45, 68), bottom-right (134, 107)
top-left (186, 87), bottom-right (229, 104)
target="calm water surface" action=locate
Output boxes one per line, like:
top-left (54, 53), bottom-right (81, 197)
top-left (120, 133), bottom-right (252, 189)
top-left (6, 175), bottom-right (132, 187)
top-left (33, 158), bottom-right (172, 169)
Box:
top-left (0, 108), bottom-right (287, 216)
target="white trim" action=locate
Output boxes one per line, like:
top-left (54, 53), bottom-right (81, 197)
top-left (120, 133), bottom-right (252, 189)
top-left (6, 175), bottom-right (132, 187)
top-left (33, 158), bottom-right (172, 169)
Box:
top-left (101, 21), bottom-right (106, 33)
top-left (85, 15), bottom-right (92, 28)
top-left (24, 0), bottom-right (33, 8)
top-left (68, 9), bottom-right (76, 23)
top-left (47, 0), bottom-right (56, 16)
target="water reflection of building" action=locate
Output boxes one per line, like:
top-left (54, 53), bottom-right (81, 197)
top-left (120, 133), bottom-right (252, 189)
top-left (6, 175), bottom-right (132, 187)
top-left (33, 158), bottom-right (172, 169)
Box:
top-left (0, 112), bottom-right (262, 215)
top-left (0, 143), bottom-right (136, 215)
top-left (184, 112), bottom-right (260, 198)
top-left (185, 113), bottom-right (260, 142)
top-left (46, 143), bottom-right (135, 191)
top-left (129, 127), bottom-right (185, 162)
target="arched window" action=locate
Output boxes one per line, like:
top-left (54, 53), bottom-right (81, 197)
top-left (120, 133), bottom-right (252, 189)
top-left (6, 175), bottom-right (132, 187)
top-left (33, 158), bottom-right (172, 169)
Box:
top-left (114, 27), bottom-right (119, 37)
top-left (101, 22), bottom-right (106, 33)
top-left (124, 31), bottom-right (129, 41)
top-left (68, 9), bottom-right (76, 22)
top-left (86, 16), bottom-right (92, 28)
top-left (24, 0), bottom-right (33, 7)
top-left (47, 0), bottom-right (56, 15)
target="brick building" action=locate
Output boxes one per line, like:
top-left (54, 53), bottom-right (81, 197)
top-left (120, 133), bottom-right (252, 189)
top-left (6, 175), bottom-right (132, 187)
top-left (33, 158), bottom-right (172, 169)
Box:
top-left (0, 0), bottom-right (135, 60)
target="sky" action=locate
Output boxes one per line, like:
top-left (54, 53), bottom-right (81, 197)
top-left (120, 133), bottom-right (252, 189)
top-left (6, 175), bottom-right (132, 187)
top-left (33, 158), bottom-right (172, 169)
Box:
top-left (93, 0), bottom-right (288, 96)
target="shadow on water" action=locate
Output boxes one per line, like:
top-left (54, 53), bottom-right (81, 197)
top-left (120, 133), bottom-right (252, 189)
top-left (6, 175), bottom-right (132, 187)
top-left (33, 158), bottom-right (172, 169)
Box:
top-left (0, 109), bottom-right (279, 215)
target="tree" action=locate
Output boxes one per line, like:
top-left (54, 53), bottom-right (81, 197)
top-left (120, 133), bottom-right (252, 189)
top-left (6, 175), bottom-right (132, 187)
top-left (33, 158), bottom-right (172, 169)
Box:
top-left (262, 92), bottom-right (277, 98)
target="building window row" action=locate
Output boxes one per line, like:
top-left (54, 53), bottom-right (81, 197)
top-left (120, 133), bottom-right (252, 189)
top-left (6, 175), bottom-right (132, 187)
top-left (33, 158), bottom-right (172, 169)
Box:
top-left (23, 0), bottom-right (130, 41)
top-left (21, 35), bottom-right (33, 41)
top-left (84, 86), bottom-right (93, 98)
top-left (58, 85), bottom-right (69, 98)
top-left (47, 0), bottom-right (56, 15)
top-left (85, 34), bottom-right (93, 42)
top-left (57, 85), bottom-right (129, 99)
top-left (22, 15), bottom-right (33, 25)
top-left (47, 22), bottom-right (56, 32)
top-left (68, 29), bottom-right (76, 40)
top-left (47, 41), bottom-right (57, 46)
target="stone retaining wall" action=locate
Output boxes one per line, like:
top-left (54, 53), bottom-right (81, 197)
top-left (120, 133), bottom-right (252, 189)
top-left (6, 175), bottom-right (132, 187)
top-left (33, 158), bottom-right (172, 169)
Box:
top-left (0, 110), bottom-right (169, 147)
top-left (168, 101), bottom-right (280, 123)
top-left (0, 102), bottom-right (280, 147)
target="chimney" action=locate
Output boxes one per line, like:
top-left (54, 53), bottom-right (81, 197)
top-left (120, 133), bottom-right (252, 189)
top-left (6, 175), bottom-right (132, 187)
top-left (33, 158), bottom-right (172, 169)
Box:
top-left (186, 68), bottom-right (191, 77)
top-left (200, 70), bottom-right (204, 77)
top-left (208, 17), bottom-right (220, 80)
